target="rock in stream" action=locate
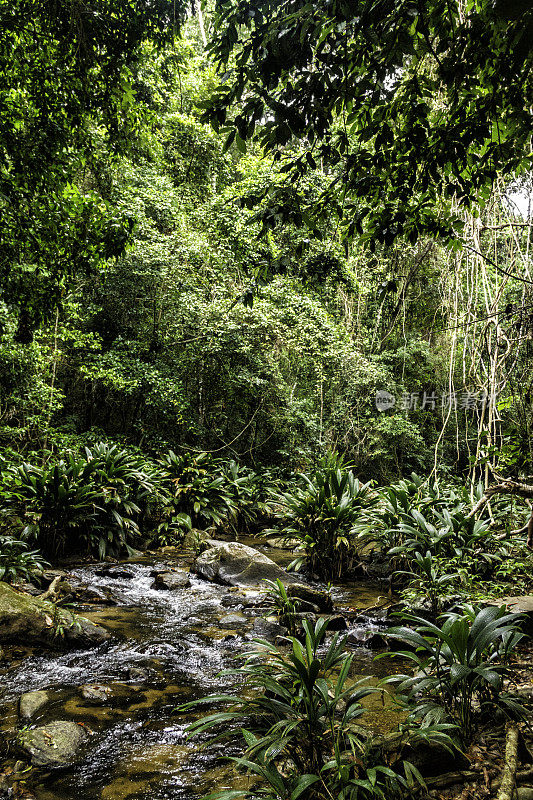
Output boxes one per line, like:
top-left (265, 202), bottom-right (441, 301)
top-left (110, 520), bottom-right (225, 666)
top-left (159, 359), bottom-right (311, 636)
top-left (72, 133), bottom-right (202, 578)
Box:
top-left (193, 541), bottom-right (299, 587)
top-left (18, 720), bottom-right (90, 768)
top-left (0, 582), bottom-right (110, 649)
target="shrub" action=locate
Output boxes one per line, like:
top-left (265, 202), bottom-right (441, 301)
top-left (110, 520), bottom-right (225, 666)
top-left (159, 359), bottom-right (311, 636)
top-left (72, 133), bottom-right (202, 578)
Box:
top-left (355, 477), bottom-right (510, 585)
top-left (159, 450), bottom-right (236, 529)
top-left (182, 618), bottom-right (456, 800)
top-left (222, 460), bottom-right (275, 533)
top-left (0, 534), bottom-right (48, 584)
top-left (1, 442), bottom-right (161, 558)
top-left (384, 605), bottom-right (526, 741)
top-left (267, 463), bottom-right (375, 578)
top-left (395, 551), bottom-right (460, 615)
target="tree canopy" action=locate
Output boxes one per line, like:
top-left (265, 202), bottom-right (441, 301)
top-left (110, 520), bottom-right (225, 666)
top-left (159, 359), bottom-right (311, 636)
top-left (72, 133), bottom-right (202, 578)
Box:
top-left (0, 0), bottom-right (185, 339)
top-left (203, 0), bottom-right (533, 246)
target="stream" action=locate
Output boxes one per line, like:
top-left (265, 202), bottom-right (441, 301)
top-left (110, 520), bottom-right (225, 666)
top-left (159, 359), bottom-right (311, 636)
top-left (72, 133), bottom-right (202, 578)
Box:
top-left (0, 541), bottom-right (402, 800)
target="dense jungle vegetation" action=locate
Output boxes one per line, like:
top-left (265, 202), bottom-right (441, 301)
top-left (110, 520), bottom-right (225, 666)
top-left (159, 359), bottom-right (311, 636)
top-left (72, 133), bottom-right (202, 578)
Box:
top-left (0, 2), bottom-right (533, 800)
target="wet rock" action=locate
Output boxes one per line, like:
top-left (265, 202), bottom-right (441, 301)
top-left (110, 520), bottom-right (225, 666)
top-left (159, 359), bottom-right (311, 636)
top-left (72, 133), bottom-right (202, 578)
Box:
top-left (292, 599), bottom-right (321, 613)
top-left (220, 594), bottom-right (245, 609)
top-left (264, 537), bottom-right (301, 550)
top-left (18, 582), bottom-right (42, 597)
top-left (347, 628), bottom-right (388, 648)
top-left (80, 683), bottom-right (144, 708)
top-left (280, 611), bottom-right (318, 636)
top-left (491, 595), bottom-right (533, 633)
top-left (19, 690), bottom-right (51, 721)
top-left (18, 721), bottom-right (89, 769)
top-left (72, 585), bottom-right (117, 606)
top-left (41, 569), bottom-right (70, 586)
top-left (151, 570), bottom-right (190, 591)
top-left (286, 584), bottom-right (333, 612)
top-left (364, 631), bottom-right (389, 649)
top-left (94, 567), bottom-right (134, 580)
top-left (127, 667), bottom-right (150, 683)
top-left (0, 582), bottom-right (110, 649)
top-left (251, 618), bottom-right (286, 641)
top-left (217, 613), bottom-right (248, 629)
top-left (193, 542), bottom-right (299, 587)
top-left (324, 615), bottom-right (348, 631)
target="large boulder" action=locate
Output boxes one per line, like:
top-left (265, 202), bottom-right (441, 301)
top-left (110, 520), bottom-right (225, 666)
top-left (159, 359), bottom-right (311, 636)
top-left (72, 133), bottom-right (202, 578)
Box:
top-left (0, 582), bottom-right (109, 649)
top-left (18, 721), bottom-right (90, 768)
top-left (491, 596), bottom-right (533, 633)
top-left (193, 541), bottom-right (299, 587)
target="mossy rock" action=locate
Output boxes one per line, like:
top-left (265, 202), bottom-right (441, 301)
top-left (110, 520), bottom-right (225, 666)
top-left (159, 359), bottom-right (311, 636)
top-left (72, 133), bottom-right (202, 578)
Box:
top-left (18, 721), bottom-right (89, 768)
top-left (0, 581), bottom-right (109, 649)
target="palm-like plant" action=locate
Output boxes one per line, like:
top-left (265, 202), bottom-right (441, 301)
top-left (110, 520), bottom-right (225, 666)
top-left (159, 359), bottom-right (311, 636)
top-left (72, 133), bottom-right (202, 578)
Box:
top-left (222, 461), bottom-right (274, 533)
top-left (82, 442), bottom-right (161, 557)
top-left (3, 459), bottom-right (102, 555)
top-left (384, 605), bottom-right (525, 741)
top-left (1, 443), bottom-right (161, 557)
top-left (0, 534), bottom-right (49, 584)
top-left (353, 474), bottom-right (442, 554)
top-left (159, 450), bottom-right (236, 528)
top-left (267, 467), bottom-right (375, 579)
top-left (182, 618), bottom-right (435, 800)
top-left (395, 551), bottom-right (460, 615)
top-left (260, 577), bottom-right (302, 635)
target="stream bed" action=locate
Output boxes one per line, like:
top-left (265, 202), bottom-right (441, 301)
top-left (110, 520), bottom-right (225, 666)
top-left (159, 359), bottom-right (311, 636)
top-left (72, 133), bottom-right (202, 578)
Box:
top-left (0, 543), bottom-right (403, 800)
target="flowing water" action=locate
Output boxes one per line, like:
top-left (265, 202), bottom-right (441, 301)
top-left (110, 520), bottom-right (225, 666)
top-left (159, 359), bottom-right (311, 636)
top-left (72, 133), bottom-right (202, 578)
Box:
top-left (0, 544), bottom-right (402, 800)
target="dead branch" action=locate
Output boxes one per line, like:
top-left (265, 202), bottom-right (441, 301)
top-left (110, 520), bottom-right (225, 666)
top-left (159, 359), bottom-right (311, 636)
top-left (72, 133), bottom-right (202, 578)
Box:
top-left (496, 722), bottom-right (519, 800)
top-left (38, 575), bottom-right (62, 602)
top-left (467, 480), bottom-right (533, 547)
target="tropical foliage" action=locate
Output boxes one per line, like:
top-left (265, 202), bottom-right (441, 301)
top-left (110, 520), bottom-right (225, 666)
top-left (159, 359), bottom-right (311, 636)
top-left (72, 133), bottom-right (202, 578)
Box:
top-left (385, 605), bottom-right (526, 741)
top-left (0, 534), bottom-right (48, 584)
top-left (183, 618), bottom-right (456, 800)
top-left (266, 460), bottom-right (375, 578)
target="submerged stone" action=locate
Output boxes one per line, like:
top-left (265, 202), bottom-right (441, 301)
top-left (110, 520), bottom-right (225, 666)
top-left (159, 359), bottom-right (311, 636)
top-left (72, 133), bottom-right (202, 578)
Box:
top-left (264, 536), bottom-right (302, 550)
top-left (80, 682), bottom-right (145, 707)
top-left (217, 612), bottom-right (248, 629)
